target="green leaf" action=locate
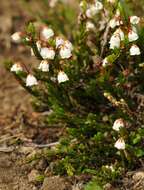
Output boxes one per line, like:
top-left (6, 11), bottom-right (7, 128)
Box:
top-left (84, 180), bottom-right (103, 190)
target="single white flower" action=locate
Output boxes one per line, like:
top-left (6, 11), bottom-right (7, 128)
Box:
top-left (10, 63), bottom-right (23, 73)
top-left (57, 71), bottom-right (69, 83)
top-left (102, 58), bottom-right (109, 67)
top-left (130, 44), bottom-right (141, 56)
top-left (64, 40), bottom-right (73, 51)
top-left (94, 1), bottom-right (103, 11)
top-left (114, 138), bottom-right (125, 150)
top-left (112, 118), bottom-right (124, 131)
top-left (40, 47), bottom-right (55, 60)
top-left (11, 32), bottom-right (22, 43)
top-left (130, 16), bottom-right (140, 25)
top-left (109, 18), bottom-right (117, 29)
top-left (114, 28), bottom-right (125, 41)
top-left (86, 5), bottom-right (98, 18)
top-left (128, 30), bottom-right (139, 42)
top-left (109, 34), bottom-right (121, 49)
top-left (109, 17), bottom-right (123, 29)
top-left (41, 27), bottom-right (54, 40)
top-left (38, 60), bottom-right (49, 72)
top-left (86, 21), bottom-right (95, 31)
top-left (56, 37), bottom-right (65, 48)
top-left (26, 74), bottom-right (38, 87)
top-left (59, 46), bottom-right (72, 59)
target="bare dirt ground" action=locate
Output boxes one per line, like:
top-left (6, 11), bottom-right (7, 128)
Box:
top-left (0, 0), bottom-right (144, 190)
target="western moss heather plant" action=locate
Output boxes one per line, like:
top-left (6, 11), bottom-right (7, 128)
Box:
top-left (5, 0), bottom-right (144, 185)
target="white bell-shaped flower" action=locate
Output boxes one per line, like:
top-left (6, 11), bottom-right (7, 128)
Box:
top-left (128, 30), bottom-right (139, 42)
top-left (10, 63), bottom-right (23, 73)
top-left (114, 28), bottom-right (125, 41)
top-left (112, 118), bottom-right (124, 131)
top-left (40, 47), bottom-right (55, 60)
top-left (57, 71), bottom-right (69, 83)
top-left (56, 37), bottom-right (65, 48)
top-left (114, 138), bottom-right (125, 150)
top-left (130, 16), bottom-right (140, 25)
top-left (59, 46), bottom-right (72, 59)
top-left (11, 32), bottom-right (22, 43)
top-left (86, 5), bottom-right (98, 18)
top-left (26, 74), bottom-right (38, 87)
top-left (94, 1), bottom-right (103, 11)
top-left (41, 27), bottom-right (54, 40)
top-left (86, 21), bottom-right (95, 31)
top-left (64, 40), bottom-right (73, 51)
top-left (109, 18), bottom-right (117, 29)
top-left (130, 44), bottom-right (141, 56)
top-left (109, 34), bottom-right (120, 49)
top-left (102, 58), bottom-right (109, 67)
top-left (38, 60), bottom-right (49, 72)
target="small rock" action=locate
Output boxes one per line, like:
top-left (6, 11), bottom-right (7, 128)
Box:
top-left (41, 176), bottom-right (70, 190)
top-left (19, 146), bottom-right (34, 155)
top-left (132, 171), bottom-right (144, 181)
top-left (28, 169), bottom-right (39, 183)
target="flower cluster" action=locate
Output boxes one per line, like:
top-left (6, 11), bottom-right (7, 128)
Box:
top-left (109, 14), bottom-right (140, 52)
top-left (11, 26), bottom-right (73, 86)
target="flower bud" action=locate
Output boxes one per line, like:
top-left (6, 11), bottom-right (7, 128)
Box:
top-left (26, 74), bottom-right (38, 87)
top-left (57, 71), bottom-right (69, 83)
top-left (38, 60), bottom-right (49, 72)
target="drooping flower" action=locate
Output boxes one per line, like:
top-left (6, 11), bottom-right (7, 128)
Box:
top-left (59, 46), bottom-right (72, 59)
top-left (40, 27), bottom-right (54, 40)
top-left (26, 74), bottom-right (38, 87)
top-left (40, 47), bottom-right (55, 60)
top-left (102, 58), bottom-right (109, 67)
top-left (86, 1), bottom-right (103, 18)
top-left (114, 138), bottom-right (125, 150)
top-left (94, 1), bottom-right (103, 11)
top-left (130, 44), bottom-right (141, 56)
top-left (64, 40), bottom-right (73, 51)
top-left (130, 16), bottom-right (140, 25)
top-left (114, 28), bottom-right (125, 41)
top-left (11, 32), bottom-right (22, 43)
top-left (128, 30), bottom-right (139, 42)
top-left (10, 63), bottom-right (23, 73)
top-left (56, 37), bottom-right (65, 48)
top-left (112, 118), bottom-right (124, 131)
top-left (109, 34), bottom-right (120, 49)
top-left (86, 21), bottom-right (95, 31)
top-left (57, 71), bottom-right (69, 83)
top-left (38, 60), bottom-right (49, 72)
top-left (109, 17), bottom-right (123, 29)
